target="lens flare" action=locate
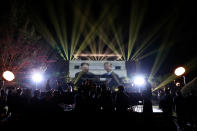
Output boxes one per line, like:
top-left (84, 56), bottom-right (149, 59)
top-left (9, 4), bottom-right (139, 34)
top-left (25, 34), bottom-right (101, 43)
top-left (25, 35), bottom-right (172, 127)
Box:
top-left (32, 73), bottom-right (43, 83)
top-left (174, 67), bottom-right (185, 76)
top-left (133, 75), bottom-right (145, 86)
top-left (3, 71), bottom-right (15, 81)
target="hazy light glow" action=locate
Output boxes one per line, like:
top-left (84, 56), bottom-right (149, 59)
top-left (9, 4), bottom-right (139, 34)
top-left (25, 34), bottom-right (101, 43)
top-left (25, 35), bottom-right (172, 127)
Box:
top-left (3, 71), bottom-right (15, 81)
top-left (32, 73), bottom-right (43, 83)
top-left (114, 88), bottom-right (119, 92)
top-left (174, 67), bottom-right (185, 76)
top-left (176, 82), bottom-right (181, 87)
top-left (74, 54), bottom-right (122, 57)
top-left (134, 75), bottom-right (146, 86)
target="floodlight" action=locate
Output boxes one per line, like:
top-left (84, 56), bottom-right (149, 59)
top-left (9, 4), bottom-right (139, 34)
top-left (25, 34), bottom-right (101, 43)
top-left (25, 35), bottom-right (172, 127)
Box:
top-left (3, 71), bottom-right (15, 81)
top-left (133, 75), bottom-right (146, 86)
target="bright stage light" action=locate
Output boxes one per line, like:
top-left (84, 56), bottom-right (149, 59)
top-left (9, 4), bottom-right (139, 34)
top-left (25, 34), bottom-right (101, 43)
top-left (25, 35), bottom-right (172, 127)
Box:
top-left (74, 54), bottom-right (122, 57)
top-left (133, 75), bottom-right (146, 86)
top-left (114, 88), bottom-right (119, 92)
top-left (3, 71), bottom-right (15, 81)
top-left (176, 82), bottom-right (181, 87)
top-left (174, 67), bottom-right (185, 76)
top-left (32, 73), bottom-right (43, 83)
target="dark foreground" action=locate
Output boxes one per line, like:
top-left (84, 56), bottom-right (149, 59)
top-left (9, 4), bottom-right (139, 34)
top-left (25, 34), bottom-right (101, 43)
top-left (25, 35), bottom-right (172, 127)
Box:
top-left (1, 112), bottom-right (178, 131)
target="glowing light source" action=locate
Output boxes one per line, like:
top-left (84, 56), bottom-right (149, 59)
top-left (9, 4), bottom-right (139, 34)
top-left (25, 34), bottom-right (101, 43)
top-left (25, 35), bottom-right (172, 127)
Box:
top-left (174, 67), bottom-right (185, 76)
top-left (2, 71), bottom-right (15, 81)
top-left (133, 75), bottom-right (146, 86)
top-left (114, 88), bottom-right (119, 92)
top-left (32, 73), bottom-right (43, 83)
top-left (176, 82), bottom-right (181, 87)
top-left (74, 54), bottom-right (122, 57)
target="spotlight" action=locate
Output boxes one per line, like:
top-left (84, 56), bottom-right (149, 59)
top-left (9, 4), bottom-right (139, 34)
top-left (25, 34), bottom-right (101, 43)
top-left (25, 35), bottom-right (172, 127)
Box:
top-left (32, 73), bottom-right (43, 83)
top-left (174, 67), bottom-right (185, 76)
top-left (114, 88), bottom-right (119, 92)
top-left (2, 71), bottom-right (15, 81)
top-left (133, 75), bottom-right (146, 86)
top-left (174, 66), bottom-right (186, 85)
top-left (176, 82), bottom-right (181, 87)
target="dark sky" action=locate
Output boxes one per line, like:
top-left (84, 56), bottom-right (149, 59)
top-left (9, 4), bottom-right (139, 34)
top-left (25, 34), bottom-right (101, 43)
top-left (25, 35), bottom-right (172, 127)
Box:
top-left (0, 0), bottom-right (196, 80)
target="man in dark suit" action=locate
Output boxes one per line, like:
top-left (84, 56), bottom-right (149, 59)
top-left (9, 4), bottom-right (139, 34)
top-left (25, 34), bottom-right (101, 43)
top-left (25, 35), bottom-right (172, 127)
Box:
top-left (74, 62), bottom-right (95, 86)
top-left (101, 62), bottom-right (121, 90)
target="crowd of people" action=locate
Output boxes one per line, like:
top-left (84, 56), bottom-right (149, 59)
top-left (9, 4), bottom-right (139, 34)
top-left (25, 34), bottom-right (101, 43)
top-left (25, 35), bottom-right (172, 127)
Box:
top-left (0, 79), bottom-right (196, 129)
top-left (0, 80), bottom-right (141, 123)
top-left (155, 86), bottom-right (197, 130)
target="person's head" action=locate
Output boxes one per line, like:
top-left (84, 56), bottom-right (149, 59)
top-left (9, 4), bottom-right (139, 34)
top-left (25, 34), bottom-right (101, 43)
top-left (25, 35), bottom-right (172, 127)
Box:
top-left (101, 84), bottom-right (107, 92)
top-left (165, 88), bottom-right (170, 95)
top-left (1, 90), bottom-right (5, 96)
top-left (34, 90), bottom-right (40, 98)
top-left (45, 92), bottom-right (52, 100)
top-left (118, 85), bottom-right (124, 92)
top-left (47, 79), bottom-right (50, 84)
top-left (16, 88), bottom-right (22, 96)
top-left (53, 91), bottom-right (60, 97)
top-left (104, 62), bottom-right (112, 72)
top-left (81, 63), bottom-right (89, 73)
top-left (57, 80), bottom-right (61, 86)
top-left (23, 89), bottom-right (32, 97)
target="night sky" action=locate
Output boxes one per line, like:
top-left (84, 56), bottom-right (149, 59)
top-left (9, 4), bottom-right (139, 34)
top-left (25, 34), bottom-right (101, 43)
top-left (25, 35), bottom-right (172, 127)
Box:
top-left (0, 0), bottom-right (196, 82)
